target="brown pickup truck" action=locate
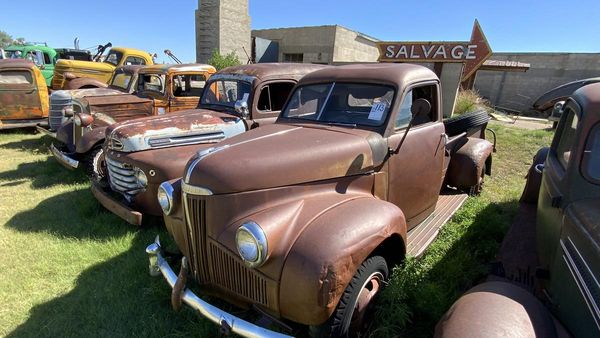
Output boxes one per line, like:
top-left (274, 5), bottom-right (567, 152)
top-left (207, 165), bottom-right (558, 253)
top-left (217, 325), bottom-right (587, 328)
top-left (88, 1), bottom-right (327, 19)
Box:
top-left (145, 64), bottom-right (494, 337)
top-left (437, 83), bottom-right (600, 338)
top-left (50, 63), bottom-right (216, 180)
top-left (93, 63), bottom-right (327, 226)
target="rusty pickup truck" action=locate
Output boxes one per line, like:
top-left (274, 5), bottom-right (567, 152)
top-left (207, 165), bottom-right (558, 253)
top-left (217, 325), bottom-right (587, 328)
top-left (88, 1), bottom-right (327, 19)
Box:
top-left (94, 63), bottom-right (327, 226)
top-left (50, 63), bottom-right (216, 180)
top-left (437, 83), bottom-right (600, 338)
top-left (146, 64), bottom-right (494, 337)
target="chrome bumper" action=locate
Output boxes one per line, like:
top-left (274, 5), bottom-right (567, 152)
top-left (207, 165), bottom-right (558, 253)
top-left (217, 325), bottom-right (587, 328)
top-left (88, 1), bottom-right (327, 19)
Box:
top-left (50, 143), bottom-right (79, 169)
top-left (146, 237), bottom-right (292, 338)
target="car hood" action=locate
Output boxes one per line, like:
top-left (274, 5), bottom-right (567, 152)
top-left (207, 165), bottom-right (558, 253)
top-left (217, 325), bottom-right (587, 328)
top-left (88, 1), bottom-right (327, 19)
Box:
top-left (66, 87), bottom-right (125, 99)
top-left (184, 123), bottom-right (388, 194)
top-left (106, 109), bottom-right (246, 152)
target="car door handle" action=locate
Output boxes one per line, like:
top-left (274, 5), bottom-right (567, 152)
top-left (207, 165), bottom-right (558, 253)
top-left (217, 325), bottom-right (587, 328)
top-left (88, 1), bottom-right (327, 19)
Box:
top-left (535, 163), bottom-right (545, 174)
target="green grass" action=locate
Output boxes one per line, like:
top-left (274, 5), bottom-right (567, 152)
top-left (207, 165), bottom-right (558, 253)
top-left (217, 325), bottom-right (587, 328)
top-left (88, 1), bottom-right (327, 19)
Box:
top-left (0, 124), bottom-right (553, 338)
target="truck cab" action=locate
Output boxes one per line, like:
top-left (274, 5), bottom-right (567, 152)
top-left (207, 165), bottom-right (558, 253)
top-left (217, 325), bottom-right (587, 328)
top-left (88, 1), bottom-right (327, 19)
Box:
top-left (0, 59), bottom-right (49, 129)
top-left (52, 47), bottom-right (154, 90)
top-left (437, 83), bottom-right (600, 338)
top-left (146, 64), bottom-right (494, 337)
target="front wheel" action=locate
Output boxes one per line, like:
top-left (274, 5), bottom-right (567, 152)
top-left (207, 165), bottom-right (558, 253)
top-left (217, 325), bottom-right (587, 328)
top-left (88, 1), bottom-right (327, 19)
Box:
top-left (84, 146), bottom-right (106, 184)
top-left (310, 256), bottom-right (389, 338)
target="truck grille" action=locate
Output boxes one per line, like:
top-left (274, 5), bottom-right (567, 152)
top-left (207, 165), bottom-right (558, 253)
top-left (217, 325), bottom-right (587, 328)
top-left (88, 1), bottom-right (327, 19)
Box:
top-left (184, 194), bottom-right (271, 307)
top-left (106, 157), bottom-right (142, 196)
top-left (49, 91), bottom-right (72, 131)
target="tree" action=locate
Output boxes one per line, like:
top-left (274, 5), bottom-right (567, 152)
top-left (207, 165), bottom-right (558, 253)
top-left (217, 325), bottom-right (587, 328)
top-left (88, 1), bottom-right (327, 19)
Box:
top-left (0, 31), bottom-right (13, 48)
top-left (208, 50), bottom-right (241, 70)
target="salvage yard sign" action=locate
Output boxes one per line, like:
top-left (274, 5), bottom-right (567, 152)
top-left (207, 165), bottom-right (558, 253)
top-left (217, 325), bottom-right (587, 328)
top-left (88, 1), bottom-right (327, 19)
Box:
top-left (377, 20), bottom-right (492, 81)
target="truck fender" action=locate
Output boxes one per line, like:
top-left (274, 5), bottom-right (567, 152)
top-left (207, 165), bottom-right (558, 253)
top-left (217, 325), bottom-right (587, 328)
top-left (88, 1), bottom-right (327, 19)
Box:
top-left (66, 77), bottom-right (108, 90)
top-left (56, 121), bottom-right (75, 151)
top-left (435, 281), bottom-right (557, 338)
top-left (75, 126), bottom-right (108, 154)
top-left (446, 137), bottom-right (494, 190)
top-left (278, 197), bottom-right (407, 325)
top-left (520, 147), bottom-right (550, 204)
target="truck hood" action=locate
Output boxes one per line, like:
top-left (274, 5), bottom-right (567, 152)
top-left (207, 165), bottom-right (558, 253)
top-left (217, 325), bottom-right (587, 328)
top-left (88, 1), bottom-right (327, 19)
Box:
top-left (55, 59), bottom-right (115, 76)
top-left (66, 87), bottom-right (125, 99)
top-left (106, 109), bottom-right (246, 152)
top-left (78, 94), bottom-right (153, 128)
top-left (184, 123), bottom-right (388, 194)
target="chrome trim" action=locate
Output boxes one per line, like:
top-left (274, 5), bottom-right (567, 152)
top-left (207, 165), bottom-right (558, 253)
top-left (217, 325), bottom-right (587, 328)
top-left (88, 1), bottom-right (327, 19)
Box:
top-left (146, 237), bottom-right (291, 338)
top-left (181, 181), bottom-right (213, 195)
top-left (208, 73), bottom-right (256, 84)
top-left (184, 145), bottom-right (230, 183)
top-left (50, 143), bottom-right (79, 169)
top-left (236, 221), bottom-right (268, 268)
top-left (158, 182), bottom-right (174, 215)
top-left (148, 132), bottom-right (225, 148)
top-left (106, 157), bottom-right (142, 195)
top-left (560, 238), bottom-right (600, 330)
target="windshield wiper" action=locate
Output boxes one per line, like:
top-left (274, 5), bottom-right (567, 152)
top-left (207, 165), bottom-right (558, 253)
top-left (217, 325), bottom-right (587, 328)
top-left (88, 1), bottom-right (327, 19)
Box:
top-left (324, 121), bottom-right (357, 128)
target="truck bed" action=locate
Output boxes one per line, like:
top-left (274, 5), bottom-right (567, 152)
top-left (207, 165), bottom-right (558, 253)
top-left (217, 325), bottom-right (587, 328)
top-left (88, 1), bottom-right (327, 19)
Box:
top-left (407, 192), bottom-right (468, 257)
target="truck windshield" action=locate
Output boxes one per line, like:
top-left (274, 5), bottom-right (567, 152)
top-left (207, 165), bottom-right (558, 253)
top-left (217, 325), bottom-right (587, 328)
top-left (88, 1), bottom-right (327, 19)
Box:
top-left (103, 50), bottom-right (123, 66)
top-left (110, 72), bottom-right (133, 91)
top-left (282, 83), bottom-right (395, 127)
top-left (200, 79), bottom-right (252, 109)
top-left (5, 50), bottom-right (23, 59)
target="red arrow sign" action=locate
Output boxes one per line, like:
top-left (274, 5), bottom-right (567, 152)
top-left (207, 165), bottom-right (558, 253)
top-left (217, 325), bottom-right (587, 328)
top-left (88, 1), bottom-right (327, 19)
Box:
top-left (377, 20), bottom-right (492, 81)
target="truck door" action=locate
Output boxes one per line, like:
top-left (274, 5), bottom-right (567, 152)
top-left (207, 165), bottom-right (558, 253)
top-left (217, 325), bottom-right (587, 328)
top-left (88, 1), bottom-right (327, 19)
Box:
top-left (0, 68), bottom-right (45, 120)
top-left (387, 83), bottom-right (445, 228)
top-left (537, 103), bottom-right (580, 269)
top-left (168, 73), bottom-right (205, 112)
top-left (250, 81), bottom-right (296, 127)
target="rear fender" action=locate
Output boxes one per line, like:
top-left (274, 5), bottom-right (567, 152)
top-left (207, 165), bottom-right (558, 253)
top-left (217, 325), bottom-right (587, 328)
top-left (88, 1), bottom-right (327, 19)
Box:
top-left (278, 197), bottom-right (407, 325)
top-left (446, 137), bottom-right (494, 189)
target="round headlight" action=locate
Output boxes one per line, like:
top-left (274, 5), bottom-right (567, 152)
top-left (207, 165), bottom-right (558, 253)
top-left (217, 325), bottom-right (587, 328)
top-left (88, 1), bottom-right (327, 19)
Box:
top-left (235, 221), bottom-right (268, 268)
top-left (157, 182), bottom-right (174, 215)
top-left (135, 168), bottom-right (148, 187)
top-left (73, 114), bottom-right (82, 126)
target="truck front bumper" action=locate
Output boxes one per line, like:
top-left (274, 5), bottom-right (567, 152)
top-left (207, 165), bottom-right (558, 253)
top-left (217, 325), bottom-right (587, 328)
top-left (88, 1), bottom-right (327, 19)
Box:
top-left (50, 143), bottom-right (79, 169)
top-left (36, 125), bottom-right (57, 139)
top-left (146, 237), bottom-right (292, 338)
top-left (91, 184), bottom-right (143, 226)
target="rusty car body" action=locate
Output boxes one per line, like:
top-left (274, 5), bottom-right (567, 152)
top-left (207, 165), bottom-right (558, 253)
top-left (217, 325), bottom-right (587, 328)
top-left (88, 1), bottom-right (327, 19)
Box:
top-left (50, 63), bottom-right (216, 180)
top-left (0, 59), bottom-right (49, 130)
top-left (94, 63), bottom-right (328, 226)
top-left (146, 64), bottom-right (494, 337)
top-left (436, 83), bottom-right (600, 338)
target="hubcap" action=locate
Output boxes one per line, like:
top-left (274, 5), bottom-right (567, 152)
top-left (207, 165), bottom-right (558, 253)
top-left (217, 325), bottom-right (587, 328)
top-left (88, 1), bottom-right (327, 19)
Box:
top-left (349, 271), bottom-right (384, 334)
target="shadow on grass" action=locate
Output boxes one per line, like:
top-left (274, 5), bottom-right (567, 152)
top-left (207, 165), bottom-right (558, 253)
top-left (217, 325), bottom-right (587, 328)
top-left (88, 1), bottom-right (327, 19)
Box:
top-left (371, 199), bottom-right (518, 338)
top-left (0, 131), bottom-right (54, 154)
top-left (4, 188), bottom-right (220, 337)
top-left (0, 156), bottom-right (87, 189)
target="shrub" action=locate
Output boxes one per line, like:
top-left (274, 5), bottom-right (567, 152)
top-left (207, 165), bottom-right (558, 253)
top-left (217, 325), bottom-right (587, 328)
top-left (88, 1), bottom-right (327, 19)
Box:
top-left (208, 50), bottom-right (241, 70)
top-left (454, 90), bottom-right (494, 115)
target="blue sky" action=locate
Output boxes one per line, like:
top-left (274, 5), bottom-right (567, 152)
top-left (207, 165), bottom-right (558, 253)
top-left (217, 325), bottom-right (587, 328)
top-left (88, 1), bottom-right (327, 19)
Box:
top-left (1, 0), bottom-right (598, 63)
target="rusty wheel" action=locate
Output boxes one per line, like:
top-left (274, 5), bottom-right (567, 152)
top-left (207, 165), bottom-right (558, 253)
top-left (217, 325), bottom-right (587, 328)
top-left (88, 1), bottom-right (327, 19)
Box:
top-left (310, 256), bottom-right (388, 338)
top-left (85, 146), bottom-right (106, 184)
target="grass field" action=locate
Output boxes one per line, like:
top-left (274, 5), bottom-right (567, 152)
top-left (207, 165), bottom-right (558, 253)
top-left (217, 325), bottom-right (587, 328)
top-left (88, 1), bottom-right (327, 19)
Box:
top-left (0, 123), bottom-right (553, 337)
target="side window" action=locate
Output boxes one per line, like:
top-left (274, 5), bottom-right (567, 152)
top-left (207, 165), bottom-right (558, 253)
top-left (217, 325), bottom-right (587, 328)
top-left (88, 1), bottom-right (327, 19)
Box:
top-left (125, 56), bottom-right (146, 65)
top-left (173, 74), bottom-right (206, 97)
top-left (395, 84), bottom-right (437, 129)
top-left (138, 74), bottom-right (166, 94)
top-left (43, 52), bottom-right (52, 65)
top-left (555, 108), bottom-right (579, 169)
top-left (0, 70), bottom-right (33, 85)
top-left (584, 124), bottom-right (600, 182)
top-left (256, 82), bottom-right (295, 112)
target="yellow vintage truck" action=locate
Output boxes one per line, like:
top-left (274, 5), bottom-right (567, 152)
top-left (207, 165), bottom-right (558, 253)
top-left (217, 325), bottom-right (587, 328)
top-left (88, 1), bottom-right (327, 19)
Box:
top-left (52, 45), bottom-right (154, 90)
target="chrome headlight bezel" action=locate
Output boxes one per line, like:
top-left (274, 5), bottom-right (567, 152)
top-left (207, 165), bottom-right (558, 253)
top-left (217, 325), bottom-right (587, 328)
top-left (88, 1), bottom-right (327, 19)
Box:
top-left (157, 182), bottom-right (174, 215)
top-left (135, 168), bottom-right (148, 187)
top-left (235, 221), bottom-right (268, 268)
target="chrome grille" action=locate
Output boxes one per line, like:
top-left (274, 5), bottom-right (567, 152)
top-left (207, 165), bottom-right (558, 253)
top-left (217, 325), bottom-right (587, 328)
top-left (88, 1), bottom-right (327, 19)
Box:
top-left (184, 194), bottom-right (270, 306)
top-left (106, 157), bottom-right (141, 196)
top-left (109, 137), bottom-right (124, 151)
top-left (49, 91), bottom-right (72, 131)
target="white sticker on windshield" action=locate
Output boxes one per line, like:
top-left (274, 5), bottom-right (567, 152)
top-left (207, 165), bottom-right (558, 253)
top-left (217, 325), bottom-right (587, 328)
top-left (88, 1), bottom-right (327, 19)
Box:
top-left (368, 102), bottom-right (387, 120)
top-left (242, 93), bottom-right (249, 102)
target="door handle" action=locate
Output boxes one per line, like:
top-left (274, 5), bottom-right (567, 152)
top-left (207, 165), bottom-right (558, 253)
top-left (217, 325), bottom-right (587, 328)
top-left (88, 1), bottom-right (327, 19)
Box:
top-left (534, 163), bottom-right (545, 174)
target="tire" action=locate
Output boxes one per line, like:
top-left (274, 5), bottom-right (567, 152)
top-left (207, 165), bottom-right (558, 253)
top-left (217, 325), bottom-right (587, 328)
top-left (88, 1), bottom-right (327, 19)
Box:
top-left (310, 256), bottom-right (389, 338)
top-left (84, 146), bottom-right (106, 183)
top-left (444, 110), bottom-right (490, 137)
top-left (469, 163), bottom-right (486, 196)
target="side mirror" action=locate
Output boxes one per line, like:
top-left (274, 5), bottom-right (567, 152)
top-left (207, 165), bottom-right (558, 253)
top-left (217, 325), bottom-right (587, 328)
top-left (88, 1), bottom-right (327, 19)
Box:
top-left (411, 98), bottom-right (431, 118)
top-left (234, 99), bottom-right (250, 118)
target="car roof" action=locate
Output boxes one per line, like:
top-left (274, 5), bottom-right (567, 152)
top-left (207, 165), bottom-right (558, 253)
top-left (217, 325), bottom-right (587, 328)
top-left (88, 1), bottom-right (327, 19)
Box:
top-left (0, 59), bottom-right (37, 70)
top-left (219, 63), bottom-right (329, 80)
top-left (138, 63), bottom-right (216, 74)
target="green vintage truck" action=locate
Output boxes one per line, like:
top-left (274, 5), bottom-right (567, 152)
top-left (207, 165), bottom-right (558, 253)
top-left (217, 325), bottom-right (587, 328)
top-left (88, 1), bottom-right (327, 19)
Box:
top-left (4, 44), bottom-right (91, 87)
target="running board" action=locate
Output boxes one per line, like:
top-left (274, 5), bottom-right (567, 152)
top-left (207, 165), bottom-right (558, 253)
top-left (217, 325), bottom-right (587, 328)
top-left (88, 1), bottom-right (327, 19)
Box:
top-left (406, 193), bottom-right (468, 257)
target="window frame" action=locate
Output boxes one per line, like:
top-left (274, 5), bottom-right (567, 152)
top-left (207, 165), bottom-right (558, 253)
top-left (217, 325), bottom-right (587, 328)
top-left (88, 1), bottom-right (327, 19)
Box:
top-left (393, 81), bottom-right (441, 132)
top-left (255, 80), bottom-right (296, 116)
top-left (552, 103), bottom-right (580, 171)
top-left (581, 121), bottom-right (600, 185)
